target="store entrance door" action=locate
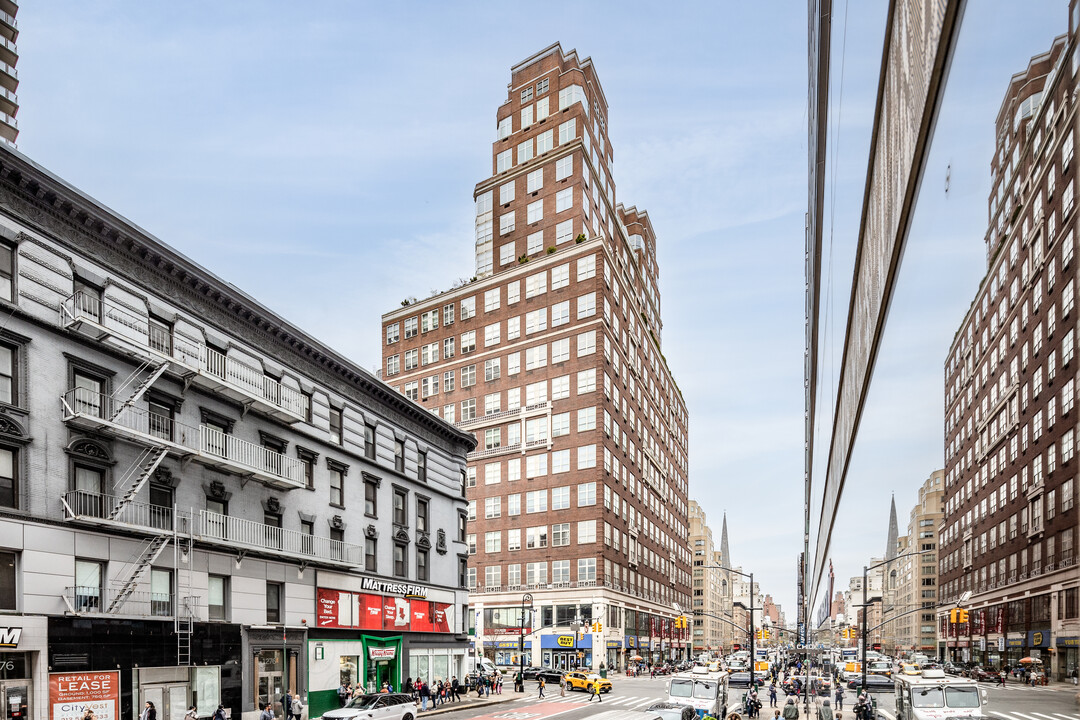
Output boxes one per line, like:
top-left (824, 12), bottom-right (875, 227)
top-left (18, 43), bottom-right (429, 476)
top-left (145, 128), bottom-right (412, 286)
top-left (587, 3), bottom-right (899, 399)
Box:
top-left (0, 681), bottom-right (29, 720)
top-left (143, 684), bottom-right (188, 720)
top-left (375, 661), bottom-right (392, 690)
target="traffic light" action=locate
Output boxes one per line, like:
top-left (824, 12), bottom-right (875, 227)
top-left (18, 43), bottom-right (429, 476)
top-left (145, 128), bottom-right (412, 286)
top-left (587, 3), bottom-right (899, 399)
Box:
top-left (949, 608), bottom-right (958, 623)
top-left (674, 616), bottom-right (688, 630)
top-left (591, 621), bottom-right (603, 633)
top-left (957, 609), bottom-right (969, 624)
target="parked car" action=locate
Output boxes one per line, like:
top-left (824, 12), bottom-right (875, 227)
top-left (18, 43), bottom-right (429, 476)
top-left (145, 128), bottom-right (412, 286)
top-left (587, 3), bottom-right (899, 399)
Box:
top-left (846, 674), bottom-right (893, 691)
top-left (645, 702), bottom-right (699, 720)
top-left (729, 671), bottom-right (752, 687)
top-left (323, 693), bottom-right (418, 720)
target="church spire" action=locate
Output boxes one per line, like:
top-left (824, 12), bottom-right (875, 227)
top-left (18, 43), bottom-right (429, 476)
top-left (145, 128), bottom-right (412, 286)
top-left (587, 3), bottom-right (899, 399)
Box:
top-left (886, 495), bottom-right (899, 561)
top-left (720, 512), bottom-right (730, 566)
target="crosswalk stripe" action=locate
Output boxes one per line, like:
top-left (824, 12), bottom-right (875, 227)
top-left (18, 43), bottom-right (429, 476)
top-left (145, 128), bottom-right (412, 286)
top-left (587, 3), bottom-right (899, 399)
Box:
top-left (1032, 713), bottom-right (1062, 720)
top-left (1051, 715), bottom-right (1080, 720)
top-left (1011, 713), bottom-right (1050, 720)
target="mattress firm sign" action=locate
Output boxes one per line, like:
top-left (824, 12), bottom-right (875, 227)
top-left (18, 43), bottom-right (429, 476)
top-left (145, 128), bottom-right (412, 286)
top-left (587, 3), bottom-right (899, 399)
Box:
top-left (360, 578), bottom-right (428, 598)
top-left (50, 671), bottom-right (120, 720)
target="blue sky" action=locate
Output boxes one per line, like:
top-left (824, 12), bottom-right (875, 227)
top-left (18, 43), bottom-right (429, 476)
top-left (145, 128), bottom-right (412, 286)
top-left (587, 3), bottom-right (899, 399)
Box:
top-left (16, 1), bottom-right (1068, 621)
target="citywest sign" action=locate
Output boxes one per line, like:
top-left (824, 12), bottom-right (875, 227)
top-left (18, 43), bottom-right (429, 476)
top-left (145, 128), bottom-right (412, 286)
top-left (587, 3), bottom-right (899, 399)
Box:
top-left (360, 578), bottom-right (428, 599)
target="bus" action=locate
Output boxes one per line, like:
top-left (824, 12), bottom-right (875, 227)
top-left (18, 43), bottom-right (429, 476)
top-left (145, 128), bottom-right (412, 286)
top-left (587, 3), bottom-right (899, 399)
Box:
top-left (668, 666), bottom-right (730, 719)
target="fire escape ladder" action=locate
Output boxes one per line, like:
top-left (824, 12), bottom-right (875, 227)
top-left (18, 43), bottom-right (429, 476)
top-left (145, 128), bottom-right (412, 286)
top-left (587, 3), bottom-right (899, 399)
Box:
top-left (108, 445), bottom-right (169, 520)
top-left (107, 535), bottom-right (170, 613)
top-left (110, 361), bottom-right (168, 422)
top-left (175, 530), bottom-right (194, 666)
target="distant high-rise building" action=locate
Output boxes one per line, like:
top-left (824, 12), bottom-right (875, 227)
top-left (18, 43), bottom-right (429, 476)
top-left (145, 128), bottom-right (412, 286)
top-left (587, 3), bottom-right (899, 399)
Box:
top-left (889, 471), bottom-right (944, 656)
top-left (0, 0), bottom-right (16, 145)
top-left (380, 43), bottom-right (692, 672)
top-left (940, 3), bottom-right (1078, 680)
top-left (690, 501), bottom-right (725, 654)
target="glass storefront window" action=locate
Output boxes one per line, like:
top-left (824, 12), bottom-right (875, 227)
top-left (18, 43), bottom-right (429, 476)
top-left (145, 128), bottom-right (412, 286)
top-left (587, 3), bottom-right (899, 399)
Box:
top-left (432, 654), bottom-right (449, 683)
top-left (410, 654), bottom-right (430, 684)
top-left (340, 656), bottom-right (360, 688)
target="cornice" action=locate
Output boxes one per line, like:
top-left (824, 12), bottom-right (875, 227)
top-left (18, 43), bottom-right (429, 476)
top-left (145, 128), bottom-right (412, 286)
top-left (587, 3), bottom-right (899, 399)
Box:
top-left (0, 145), bottom-right (476, 456)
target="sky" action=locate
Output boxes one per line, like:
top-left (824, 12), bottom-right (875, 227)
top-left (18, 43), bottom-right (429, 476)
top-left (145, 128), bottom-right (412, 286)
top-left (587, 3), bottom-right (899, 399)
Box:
top-left (14, 1), bottom-right (1069, 622)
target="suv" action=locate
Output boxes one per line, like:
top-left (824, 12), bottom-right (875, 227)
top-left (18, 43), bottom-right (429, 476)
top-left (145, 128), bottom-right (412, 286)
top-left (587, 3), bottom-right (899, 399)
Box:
top-left (323, 693), bottom-right (418, 720)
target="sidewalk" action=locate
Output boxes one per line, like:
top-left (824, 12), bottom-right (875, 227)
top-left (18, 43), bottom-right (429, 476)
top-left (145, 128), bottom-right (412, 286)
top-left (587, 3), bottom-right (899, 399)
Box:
top-left (418, 690), bottom-right (521, 716)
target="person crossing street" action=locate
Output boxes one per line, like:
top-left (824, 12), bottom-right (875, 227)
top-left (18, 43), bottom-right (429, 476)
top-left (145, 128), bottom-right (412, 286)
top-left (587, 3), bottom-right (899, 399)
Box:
top-left (589, 677), bottom-right (603, 702)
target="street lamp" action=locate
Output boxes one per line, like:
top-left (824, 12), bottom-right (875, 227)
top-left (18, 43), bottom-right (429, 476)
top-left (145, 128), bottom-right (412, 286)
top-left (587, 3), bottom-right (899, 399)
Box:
top-left (519, 593), bottom-right (533, 692)
top-left (702, 565), bottom-right (756, 688)
top-left (859, 550), bottom-right (933, 691)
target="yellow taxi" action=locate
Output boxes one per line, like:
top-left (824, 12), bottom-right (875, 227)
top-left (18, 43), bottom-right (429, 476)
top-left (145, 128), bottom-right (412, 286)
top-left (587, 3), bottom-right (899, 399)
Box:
top-left (900, 663), bottom-right (921, 676)
top-left (563, 671), bottom-right (612, 693)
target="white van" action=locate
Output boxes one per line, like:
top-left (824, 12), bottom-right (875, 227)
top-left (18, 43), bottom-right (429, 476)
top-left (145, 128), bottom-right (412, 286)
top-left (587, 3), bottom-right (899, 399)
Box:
top-left (476, 658), bottom-right (504, 676)
top-left (890, 668), bottom-right (987, 720)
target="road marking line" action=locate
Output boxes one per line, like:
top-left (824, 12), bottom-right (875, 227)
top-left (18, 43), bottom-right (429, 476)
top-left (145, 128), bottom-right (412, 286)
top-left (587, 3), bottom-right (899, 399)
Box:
top-left (1032, 714), bottom-right (1063, 720)
top-left (1011, 713), bottom-right (1051, 720)
top-left (1050, 715), bottom-right (1080, 720)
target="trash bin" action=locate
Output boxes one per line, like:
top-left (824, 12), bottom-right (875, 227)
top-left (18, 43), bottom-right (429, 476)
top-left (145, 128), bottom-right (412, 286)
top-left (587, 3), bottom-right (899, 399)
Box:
top-left (600, 669), bottom-right (608, 679)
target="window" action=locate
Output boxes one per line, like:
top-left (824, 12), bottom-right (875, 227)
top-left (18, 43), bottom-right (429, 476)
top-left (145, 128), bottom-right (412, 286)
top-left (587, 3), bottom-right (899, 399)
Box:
top-left (461, 398), bottom-right (476, 421)
top-left (365, 537), bottom-right (378, 572)
top-left (330, 466), bottom-right (344, 507)
top-left (73, 463), bottom-right (104, 516)
top-left (421, 309), bottom-right (439, 332)
top-left (526, 272), bottom-right (547, 298)
top-left (552, 301), bottom-right (570, 327)
top-left (578, 558), bottom-right (597, 583)
top-left (526, 562), bottom-right (547, 585)
top-left (526, 490), bottom-right (548, 513)
top-left (558, 119), bottom-right (576, 145)
top-left (527, 199), bottom-right (544, 224)
top-left (578, 482), bottom-right (596, 506)
top-left (460, 297), bottom-right (476, 319)
top-left (552, 487), bottom-right (570, 510)
top-left (404, 317), bottom-right (418, 339)
top-left (552, 339), bottom-right (570, 364)
top-left (526, 526), bottom-right (548, 549)
top-left (578, 520), bottom-right (597, 544)
top-left (394, 543), bottom-right (407, 578)
top-left (0, 446), bottom-right (15, 510)
top-left (385, 354), bottom-right (400, 376)
top-left (525, 346), bottom-right (547, 370)
top-left (578, 331), bottom-right (596, 356)
top-left (485, 531), bottom-right (502, 553)
top-left (578, 369), bottom-right (597, 394)
top-left (74, 559), bottom-right (103, 612)
top-left (484, 496), bottom-right (501, 519)
top-left (537, 78), bottom-right (549, 95)
top-left (578, 445), bottom-right (597, 469)
top-left (461, 331), bottom-right (476, 354)
top-left (266, 582), bottom-right (282, 623)
top-left (577, 292), bottom-right (596, 318)
top-left (0, 244), bottom-right (13, 302)
top-left (393, 488), bottom-right (408, 526)
top-left (577, 255), bottom-right (596, 280)
top-left (416, 496), bottom-right (429, 533)
top-left (497, 116), bottom-right (511, 140)
top-left (552, 413), bottom-right (570, 437)
top-left (329, 407), bottom-right (343, 445)
top-left (556, 188), bottom-right (573, 213)
top-left (386, 323), bottom-right (399, 344)
top-left (526, 454), bottom-right (547, 478)
top-left (537, 129), bottom-right (554, 154)
top-left (518, 139), bottom-right (534, 164)
top-left (521, 104), bottom-right (534, 128)
top-left (72, 370), bottom-right (104, 418)
top-left (150, 568), bottom-right (172, 616)
top-left (417, 549), bottom-right (429, 581)
top-left (0, 344), bottom-right (17, 406)
top-left (497, 149), bottom-right (513, 173)
top-left (500, 181), bottom-right (515, 205)
top-left (552, 559), bottom-right (570, 583)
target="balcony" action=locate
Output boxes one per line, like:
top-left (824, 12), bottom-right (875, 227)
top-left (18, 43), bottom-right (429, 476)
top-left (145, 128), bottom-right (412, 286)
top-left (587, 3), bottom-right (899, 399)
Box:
top-left (61, 388), bottom-right (306, 489)
top-left (63, 586), bottom-right (202, 620)
top-left (61, 490), bottom-right (191, 534)
top-left (193, 510), bottom-right (362, 567)
top-left (456, 401), bottom-right (550, 431)
top-left (60, 291), bottom-right (307, 423)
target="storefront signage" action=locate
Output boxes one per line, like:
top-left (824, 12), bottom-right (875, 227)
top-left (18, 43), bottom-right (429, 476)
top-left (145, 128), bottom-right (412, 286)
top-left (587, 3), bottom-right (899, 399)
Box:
top-left (49, 671), bottom-right (120, 720)
top-left (360, 577), bottom-right (428, 598)
top-left (0, 627), bottom-right (21, 647)
top-left (557, 636), bottom-right (574, 647)
top-left (1006, 638), bottom-right (1023, 648)
top-left (485, 641), bottom-right (532, 649)
top-left (606, 640), bottom-right (622, 648)
top-left (1026, 630), bottom-right (1050, 648)
top-left (1056, 636), bottom-right (1079, 647)
top-left (997, 637), bottom-right (1005, 652)
top-left (625, 636), bottom-right (636, 648)
top-left (368, 647), bottom-right (397, 661)
top-left (317, 588), bottom-right (451, 632)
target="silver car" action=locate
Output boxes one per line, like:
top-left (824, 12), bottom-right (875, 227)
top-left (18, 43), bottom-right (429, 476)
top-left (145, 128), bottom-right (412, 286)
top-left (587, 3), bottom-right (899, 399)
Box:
top-left (322, 693), bottom-right (419, 720)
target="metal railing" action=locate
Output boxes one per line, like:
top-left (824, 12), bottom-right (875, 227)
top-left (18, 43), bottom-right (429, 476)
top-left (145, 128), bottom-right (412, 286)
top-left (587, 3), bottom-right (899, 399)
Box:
top-left (61, 291), bottom-right (307, 419)
top-left (195, 509), bottom-right (362, 564)
top-left (62, 490), bottom-right (191, 532)
top-left (62, 388), bottom-right (200, 450)
top-left (65, 586), bottom-right (201, 618)
top-left (199, 425), bottom-right (304, 486)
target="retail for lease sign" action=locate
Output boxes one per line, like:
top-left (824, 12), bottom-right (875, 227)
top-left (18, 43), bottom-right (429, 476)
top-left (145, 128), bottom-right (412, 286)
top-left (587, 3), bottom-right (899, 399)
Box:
top-left (50, 671), bottom-right (120, 720)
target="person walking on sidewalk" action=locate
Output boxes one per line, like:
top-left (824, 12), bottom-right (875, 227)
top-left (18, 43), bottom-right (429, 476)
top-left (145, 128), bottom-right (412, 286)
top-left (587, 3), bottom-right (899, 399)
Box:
top-left (782, 697), bottom-right (799, 720)
top-left (769, 683), bottom-right (778, 708)
top-left (451, 676), bottom-right (460, 702)
top-left (537, 676), bottom-right (546, 699)
top-left (817, 699), bottom-right (834, 720)
top-left (834, 685), bottom-right (844, 710)
top-left (419, 680), bottom-right (430, 712)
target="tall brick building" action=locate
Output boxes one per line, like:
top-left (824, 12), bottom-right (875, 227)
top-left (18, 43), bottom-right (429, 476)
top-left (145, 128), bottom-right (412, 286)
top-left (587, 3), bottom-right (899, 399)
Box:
top-left (940, 5), bottom-right (1078, 680)
top-left (893, 470), bottom-right (943, 656)
top-left (380, 43), bottom-right (692, 672)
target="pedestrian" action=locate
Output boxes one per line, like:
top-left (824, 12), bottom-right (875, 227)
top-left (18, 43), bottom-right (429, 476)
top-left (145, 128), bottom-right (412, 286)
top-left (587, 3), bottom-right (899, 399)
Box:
top-left (212, 706), bottom-right (227, 720)
top-left (774, 711), bottom-right (782, 720)
top-left (496, 674), bottom-right (503, 694)
top-left (185, 706), bottom-right (198, 720)
top-left (782, 697), bottom-right (799, 720)
top-left (817, 699), bottom-right (834, 720)
top-left (452, 676), bottom-right (461, 701)
top-left (769, 683), bottom-right (778, 708)
top-left (834, 684), bottom-right (844, 710)
top-left (259, 703), bottom-right (274, 720)
top-left (291, 694), bottom-right (304, 720)
top-left (141, 701), bottom-right (158, 720)
top-left (338, 683), bottom-right (350, 707)
top-left (998, 669), bottom-right (1006, 687)
top-left (419, 680), bottom-right (430, 712)
top-left (404, 677), bottom-right (414, 695)
top-left (281, 690), bottom-right (293, 718)
top-left (538, 676), bottom-right (546, 699)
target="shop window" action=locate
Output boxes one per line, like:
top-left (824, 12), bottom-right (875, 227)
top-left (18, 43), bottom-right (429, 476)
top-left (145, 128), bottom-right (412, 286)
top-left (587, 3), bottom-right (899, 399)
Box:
top-left (266, 582), bottom-right (283, 623)
top-left (208, 575), bottom-right (228, 621)
top-left (0, 550), bottom-right (14, 610)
